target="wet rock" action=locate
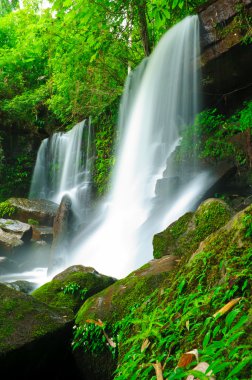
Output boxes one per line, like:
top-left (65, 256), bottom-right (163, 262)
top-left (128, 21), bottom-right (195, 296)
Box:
top-left (0, 219), bottom-right (32, 242)
top-left (0, 229), bottom-right (24, 254)
top-left (32, 265), bottom-right (116, 319)
top-left (32, 226), bottom-right (53, 244)
top-left (47, 195), bottom-right (73, 275)
top-left (3, 280), bottom-right (37, 294)
top-left (7, 198), bottom-right (58, 226)
top-left (0, 283), bottom-right (82, 379)
top-left (199, 0), bottom-right (252, 110)
top-left (199, 0), bottom-right (252, 58)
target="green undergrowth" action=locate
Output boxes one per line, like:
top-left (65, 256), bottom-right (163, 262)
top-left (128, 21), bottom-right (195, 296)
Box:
top-left (176, 101), bottom-right (252, 169)
top-left (0, 201), bottom-right (16, 218)
top-left (73, 205), bottom-right (252, 379)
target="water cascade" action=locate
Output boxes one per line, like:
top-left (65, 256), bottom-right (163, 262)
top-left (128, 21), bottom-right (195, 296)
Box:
top-left (66, 15), bottom-right (215, 279)
top-left (29, 119), bottom-right (94, 218)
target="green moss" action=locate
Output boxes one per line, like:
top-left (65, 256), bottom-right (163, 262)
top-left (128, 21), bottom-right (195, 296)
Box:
top-left (113, 205), bottom-right (252, 380)
top-left (153, 212), bottom-right (193, 259)
top-left (27, 218), bottom-right (39, 226)
top-left (74, 203), bottom-right (252, 380)
top-left (153, 199), bottom-right (232, 260)
top-left (0, 284), bottom-right (69, 353)
top-left (32, 268), bottom-right (115, 318)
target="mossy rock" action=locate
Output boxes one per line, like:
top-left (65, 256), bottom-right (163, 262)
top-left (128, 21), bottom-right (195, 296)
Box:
top-left (0, 283), bottom-right (82, 378)
top-left (7, 198), bottom-right (58, 226)
top-left (0, 283), bottom-right (71, 353)
top-left (73, 256), bottom-right (178, 380)
top-left (32, 265), bottom-right (116, 319)
top-left (186, 203), bottom-right (252, 290)
top-left (153, 198), bottom-right (233, 259)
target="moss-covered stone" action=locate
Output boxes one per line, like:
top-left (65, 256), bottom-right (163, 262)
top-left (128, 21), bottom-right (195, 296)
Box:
top-left (32, 265), bottom-right (116, 319)
top-left (153, 198), bottom-right (233, 259)
top-left (153, 212), bottom-right (193, 259)
top-left (0, 283), bottom-right (70, 353)
top-left (72, 202), bottom-right (252, 380)
top-left (7, 198), bottom-right (58, 226)
top-left (75, 255), bottom-right (178, 326)
top-left (186, 203), bottom-right (252, 291)
top-left (113, 204), bottom-right (252, 380)
top-left (73, 256), bottom-right (178, 380)
top-left (0, 283), bottom-right (83, 378)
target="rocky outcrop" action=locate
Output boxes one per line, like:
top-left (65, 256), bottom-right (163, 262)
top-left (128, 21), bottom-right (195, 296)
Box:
top-left (32, 265), bottom-right (116, 319)
top-left (153, 198), bottom-right (233, 259)
top-left (0, 283), bottom-right (81, 379)
top-left (47, 195), bottom-right (73, 275)
top-left (73, 255), bottom-right (178, 380)
top-left (72, 201), bottom-right (252, 380)
top-left (7, 198), bottom-right (58, 226)
top-left (199, 0), bottom-right (252, 111)
top-left (0, 229), bottom-right (24, 254)
top-left (0, 219), bottom-right (32, 242)
top-left (4, 280), bottom-right (37, 294)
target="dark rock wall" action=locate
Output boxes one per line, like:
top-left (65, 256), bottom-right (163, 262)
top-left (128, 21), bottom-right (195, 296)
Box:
top-left (199, 0), bottom-right (252, 113)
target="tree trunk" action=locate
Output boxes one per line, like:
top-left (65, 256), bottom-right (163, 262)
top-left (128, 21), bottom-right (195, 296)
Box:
top-left (136, 0), bottom-right (151, 56)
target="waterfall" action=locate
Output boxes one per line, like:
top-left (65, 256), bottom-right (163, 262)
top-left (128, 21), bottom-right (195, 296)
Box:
top-left (66, 15), bottom-right (215, 279)
top-left (29, 119), bottom-right (94, 218)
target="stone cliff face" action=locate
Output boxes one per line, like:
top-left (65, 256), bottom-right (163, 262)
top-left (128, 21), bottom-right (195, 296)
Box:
top-left (198, 0), bottom-right (252, 113)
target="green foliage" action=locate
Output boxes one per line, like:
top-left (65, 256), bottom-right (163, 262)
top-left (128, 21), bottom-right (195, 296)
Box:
top-left (112, 251), bottom-right (251, 379)
top-left (177, 102), bottom-right (252, 168)
top-left (0, 201), bottom-right (16, 218)
top-left (73, 322), bottom-right (110, 354)
top-left (93, 103), bottom-right (118, 196)
top-left (242, 213), bottom-right (252, 238)
top-left (0, 151), bottom-right (36, 201)
top-left (74, 205), bottom-right (252, 379)
top-left (62, 282), bottom-right (88, 300)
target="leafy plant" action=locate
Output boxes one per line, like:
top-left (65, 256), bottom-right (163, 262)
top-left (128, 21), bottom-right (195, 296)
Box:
top-left (0, 201), bottom-right (16, 218)
top-left (242, 213), bottom-right (252, 238)
top-left (62, 282), bottom-right (88, 300)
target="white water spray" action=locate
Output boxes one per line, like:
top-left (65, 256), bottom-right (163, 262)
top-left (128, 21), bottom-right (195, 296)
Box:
top-left (68, 16), bottom-right (214, 279)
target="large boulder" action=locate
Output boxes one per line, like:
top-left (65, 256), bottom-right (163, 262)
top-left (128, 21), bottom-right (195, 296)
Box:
top-left (112, 204), bottom-right (252, 380)
top-left (48, 195), bottom-right (73, 275)
top-left (0, 219), bottom-right (32, 242)
top-left (32, 265), bottom-right (116, 319)
top-left (6, 198), bottom-right (58, 226)
top-left (73, 205), bottom-right (252, 380)
top-left (153, 198), bottom-right (233, 259)
top-left (0, 228), bottom-right (24, 254)
top-left (0, 283), bottom-right (81, 379)
top-left (73, 255), bottom-right (179, 380)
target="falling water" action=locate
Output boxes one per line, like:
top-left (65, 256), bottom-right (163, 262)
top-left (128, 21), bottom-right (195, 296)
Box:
top-left (67, 15), bottom-right (215, 279)
top-left (29, 119), bottom-right (94, 217)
